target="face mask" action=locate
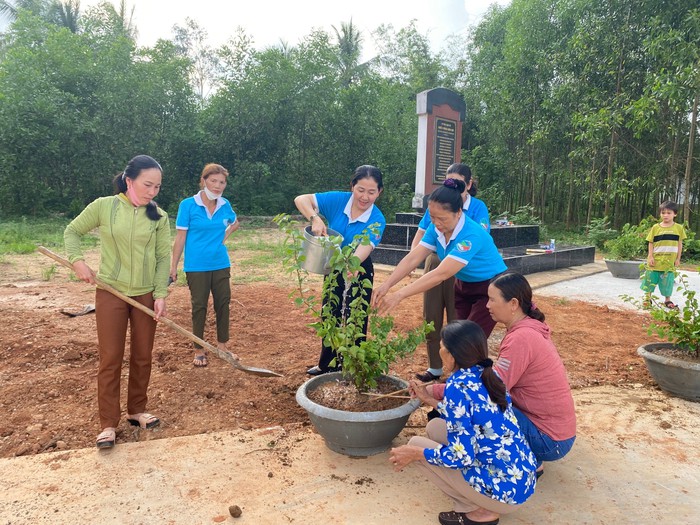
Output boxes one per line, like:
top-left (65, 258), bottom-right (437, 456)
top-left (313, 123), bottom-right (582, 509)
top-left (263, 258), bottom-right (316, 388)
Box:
top-left (126, 185), bottom-right (143, 206)
top-left (203, 187), bottom-right (222, 200)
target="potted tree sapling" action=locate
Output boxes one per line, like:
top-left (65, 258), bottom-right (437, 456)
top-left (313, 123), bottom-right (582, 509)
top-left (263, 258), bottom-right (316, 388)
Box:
top-left (274, 214), bottom-right (433, 456)
top-left (603, 217), bottom-right (655, 279)
top-left (624, 272), bottom-right (700, 401)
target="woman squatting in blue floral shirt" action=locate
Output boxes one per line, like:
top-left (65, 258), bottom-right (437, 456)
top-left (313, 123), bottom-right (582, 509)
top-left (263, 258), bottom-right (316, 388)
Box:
top-left (389, 320), bottom-right (537, 525)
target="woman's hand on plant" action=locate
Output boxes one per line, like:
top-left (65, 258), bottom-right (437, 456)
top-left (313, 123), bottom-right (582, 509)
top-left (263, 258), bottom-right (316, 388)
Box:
top-left (375, 291), bottom-right (402, 315)
top-left (72, 260), bottom-right (96, 284)
top-left (370, 282), bottom-right (390, 307)
top-left (153, 298), bottom-right (166, 321)
top-left (389, 445), bottom-right (422, 471)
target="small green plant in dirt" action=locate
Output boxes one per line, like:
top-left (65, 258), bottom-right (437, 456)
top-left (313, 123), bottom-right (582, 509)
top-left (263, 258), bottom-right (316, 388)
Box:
top-left (274, 214), bottom-right (433, 391)
top-left (623, 271), bottom-right (700, 358)
top-left (42, 264), bottom-right (57, 281)
top-left (603, 216), bottom-right (656, 261)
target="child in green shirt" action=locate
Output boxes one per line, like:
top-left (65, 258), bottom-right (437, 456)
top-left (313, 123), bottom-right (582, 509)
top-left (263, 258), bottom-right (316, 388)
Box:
top-left (640, 201), bottom-right (687, 308)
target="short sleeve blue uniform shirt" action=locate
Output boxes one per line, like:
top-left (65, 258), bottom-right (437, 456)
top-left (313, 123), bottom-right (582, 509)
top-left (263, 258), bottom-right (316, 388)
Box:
top-left (175, 193), bottom-right (237, 272)
top-left (314, 191), bottom-right (386, 248)
top-left (420, 213), bottom-right (506, 282)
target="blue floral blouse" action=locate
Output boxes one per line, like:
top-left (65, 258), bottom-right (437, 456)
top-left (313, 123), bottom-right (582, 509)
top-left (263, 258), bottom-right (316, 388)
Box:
top-left (423, 365), bottom-right (538, 505)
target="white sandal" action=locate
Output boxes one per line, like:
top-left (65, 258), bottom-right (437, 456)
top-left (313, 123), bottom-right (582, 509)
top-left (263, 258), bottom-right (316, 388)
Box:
top-left (96, 427), bottom-right (116, 449)
top-left (126, 413), bottom-right (160, 429)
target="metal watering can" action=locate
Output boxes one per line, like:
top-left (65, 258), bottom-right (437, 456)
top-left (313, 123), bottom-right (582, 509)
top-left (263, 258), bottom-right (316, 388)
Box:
top-left (300, 226), bottom-right (343, 275)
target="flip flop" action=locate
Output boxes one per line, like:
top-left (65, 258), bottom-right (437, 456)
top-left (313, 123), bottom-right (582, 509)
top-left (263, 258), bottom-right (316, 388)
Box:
top-left (96, 427), bottom-right (116, 449)
top-left (664, 300), bottom-right (679, 309)
top-left (126, 413), bottom-right (160, 429)
top-left (193, 354), bottom-right (208, 367)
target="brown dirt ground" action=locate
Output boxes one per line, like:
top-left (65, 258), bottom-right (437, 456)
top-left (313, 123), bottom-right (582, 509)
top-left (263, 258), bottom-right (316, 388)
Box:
top-left (0, 247), bottom-right (660, 458)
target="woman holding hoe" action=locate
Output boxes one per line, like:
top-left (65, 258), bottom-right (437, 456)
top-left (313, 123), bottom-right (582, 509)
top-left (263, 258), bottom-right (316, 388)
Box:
top-left (64, 155), bottom-right (170, 449)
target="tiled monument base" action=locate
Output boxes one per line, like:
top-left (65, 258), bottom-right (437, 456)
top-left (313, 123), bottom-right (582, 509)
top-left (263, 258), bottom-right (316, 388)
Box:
top-left (373, 213), bottom-right (595, 275)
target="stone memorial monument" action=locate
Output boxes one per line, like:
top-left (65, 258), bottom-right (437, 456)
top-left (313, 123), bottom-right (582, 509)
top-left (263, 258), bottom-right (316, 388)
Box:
top-left (372, 88), bottom-right (595, 273)
top-left (412, 88), bottom-right (466, 210)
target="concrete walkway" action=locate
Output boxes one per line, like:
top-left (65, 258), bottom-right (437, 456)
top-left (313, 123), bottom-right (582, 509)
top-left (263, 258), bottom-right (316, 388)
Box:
top-left (2, 385), bottom-right (698, 525)
top-left (2, 262), bottom-right (699, 525)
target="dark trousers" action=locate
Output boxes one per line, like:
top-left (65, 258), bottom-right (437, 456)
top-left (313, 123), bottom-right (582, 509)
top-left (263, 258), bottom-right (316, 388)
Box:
top-left (95, 289), bottom-right (157, 429)
top-left (186, 268), bottom-right (231, 349)
top-left (454, 277), bottom-right (496, 338)
top-left (423, 253), bottom-right (457, 369)
top-left (318, 257), bottom-right (374, 371)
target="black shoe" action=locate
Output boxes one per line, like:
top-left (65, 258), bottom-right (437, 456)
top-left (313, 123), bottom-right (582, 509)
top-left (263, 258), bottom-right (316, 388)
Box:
top-left (415, 370), bottom-right (441, 382)
top-left (426, 409), bottom-right (441, 421)
top-left (438, 511), bottom-right (499, 525)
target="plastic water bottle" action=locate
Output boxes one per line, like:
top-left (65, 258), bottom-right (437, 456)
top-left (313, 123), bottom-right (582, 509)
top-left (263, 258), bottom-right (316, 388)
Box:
top-left (549, 239), bottom-right (556, 251)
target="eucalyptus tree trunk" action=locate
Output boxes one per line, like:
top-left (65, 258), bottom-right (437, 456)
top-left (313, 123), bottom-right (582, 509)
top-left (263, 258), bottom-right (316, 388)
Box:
top-left (683, 92), bottom-right (698, 222)
top-left (566, 154), bottom-right (574, 228)
top-left (586, 155), bottom-right (597, 228)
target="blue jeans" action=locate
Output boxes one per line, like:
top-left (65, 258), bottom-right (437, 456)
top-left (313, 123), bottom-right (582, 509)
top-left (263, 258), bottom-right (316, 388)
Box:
top-left (513, 406), bottom-right (575, 467)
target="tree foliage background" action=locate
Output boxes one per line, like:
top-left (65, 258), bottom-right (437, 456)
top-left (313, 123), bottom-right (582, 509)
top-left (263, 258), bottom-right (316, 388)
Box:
top-left (0, 0), bottom-right (698, 230)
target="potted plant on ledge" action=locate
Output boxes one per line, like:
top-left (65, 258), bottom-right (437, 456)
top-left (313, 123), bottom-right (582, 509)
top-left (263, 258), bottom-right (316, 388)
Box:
top-left (625, 273), bottom-right (700, 401)
top-left (603, 217), bottom-right (655, 279)
top-left (274, 214), bottom-right (433, 456)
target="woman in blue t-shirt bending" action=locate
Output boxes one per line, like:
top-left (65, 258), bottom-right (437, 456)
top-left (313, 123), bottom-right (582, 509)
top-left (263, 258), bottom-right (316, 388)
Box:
top-left (372, 178), bottom-right (506, 339)
top-left (170, 163), bottom-right (239, 367)
top-left (294, 165), bottom-right (386, 375)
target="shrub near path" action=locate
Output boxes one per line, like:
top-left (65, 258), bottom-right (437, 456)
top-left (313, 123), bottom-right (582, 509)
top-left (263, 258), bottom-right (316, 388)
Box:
top-left (0, 240), bottom-right (658, 457)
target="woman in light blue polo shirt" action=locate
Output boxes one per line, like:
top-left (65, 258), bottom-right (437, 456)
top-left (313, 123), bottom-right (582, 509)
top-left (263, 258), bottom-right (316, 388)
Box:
top-left (294, 165), bottom-right (386, 375)
top-left (372, 178), bottom-right (506, 339)
top-left (411, 163), bottom-right (490, 383)
top-left (170, 163), bottom-right (239, 367)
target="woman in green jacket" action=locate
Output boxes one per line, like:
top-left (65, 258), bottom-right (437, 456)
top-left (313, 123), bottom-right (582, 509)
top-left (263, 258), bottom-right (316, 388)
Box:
top-left (64, 155), bottom-right (171, 449)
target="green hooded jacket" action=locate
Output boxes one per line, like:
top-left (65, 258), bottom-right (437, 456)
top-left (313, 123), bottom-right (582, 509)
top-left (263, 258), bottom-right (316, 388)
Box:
top-left (64, 194), bottom-right (171, 299)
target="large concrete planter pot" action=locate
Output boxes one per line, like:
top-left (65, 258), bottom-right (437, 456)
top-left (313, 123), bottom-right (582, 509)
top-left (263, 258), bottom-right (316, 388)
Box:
top-left (604, 259), bottom-right (643, 279)
top-left (638, 343), bottom-right (700, 401)
top-left (296, 372), bottom-right (420, 457)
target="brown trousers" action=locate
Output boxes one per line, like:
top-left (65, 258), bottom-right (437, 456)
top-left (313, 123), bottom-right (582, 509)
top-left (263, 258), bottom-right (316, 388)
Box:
top-left (95, 289), bottom-right (157, 429)
top-left (422, 253), bottom-right (457, 369)
top-left (409, 419), bottom-right (522, 515)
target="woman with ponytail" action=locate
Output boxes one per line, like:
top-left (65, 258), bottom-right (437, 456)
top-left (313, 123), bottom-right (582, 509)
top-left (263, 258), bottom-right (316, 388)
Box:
top-left (410, 163), bottom-right (491, 383)
top-left (64, 155), bottom-right (170, 449)
top-left (487, 272), bottom-right (576, 478)
top-left (372, 178), bottom-right (506, 345)
top-left (389, 320), bottom-right (537, 525)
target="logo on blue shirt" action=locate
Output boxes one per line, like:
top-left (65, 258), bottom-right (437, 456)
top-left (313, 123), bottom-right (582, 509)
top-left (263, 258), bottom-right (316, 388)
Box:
top-left (456, 240), bottom-right (472, 252)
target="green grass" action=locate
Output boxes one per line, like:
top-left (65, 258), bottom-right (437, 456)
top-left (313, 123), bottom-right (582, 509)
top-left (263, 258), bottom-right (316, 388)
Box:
top-left (230, 228), bottom-right (289, 284)
top-left (0, 217), bottom-right (98, 254)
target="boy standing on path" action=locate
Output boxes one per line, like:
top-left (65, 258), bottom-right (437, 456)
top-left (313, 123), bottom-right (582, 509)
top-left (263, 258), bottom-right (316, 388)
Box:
top-left (641, 200), bottom-right (687, 309)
